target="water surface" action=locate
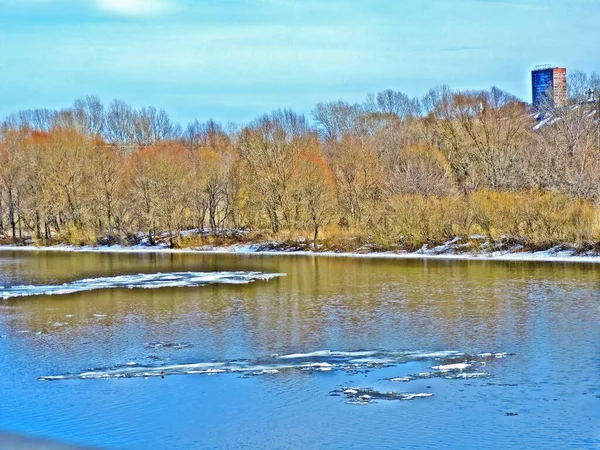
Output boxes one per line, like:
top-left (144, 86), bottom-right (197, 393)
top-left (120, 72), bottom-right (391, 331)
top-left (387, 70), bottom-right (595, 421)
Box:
top-left (0, 250), bottom-right (598, 449)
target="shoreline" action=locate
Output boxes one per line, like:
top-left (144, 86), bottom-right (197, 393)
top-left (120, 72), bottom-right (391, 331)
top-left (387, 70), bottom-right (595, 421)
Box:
top-left (1, 243), bottom-right (600, 264)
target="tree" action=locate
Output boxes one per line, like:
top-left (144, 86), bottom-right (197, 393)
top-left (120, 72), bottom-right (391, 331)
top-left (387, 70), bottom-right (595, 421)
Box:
top-left (295, 150), bottom-right (336, 246)
top-left (129, 144), bottom-right (190, 246)
top-left (386, 145), bottom-right (455, 197)
top-left (72, 96), bottom-right (105, 137)
top-left (365, 89), bottom-right (421, 121)
top-left (89, 142), bottom-right (126, 233)
top-left (329, 134), bottom-right (383, 226)
top-left (0, 130), bottom-right (27, 239)
top-left (425, 86), bottom-right (530, 191)
top-left (239, 110), bottom-right (313, 232)
top-left (313, 100), bottom-right (363, 142)
top-left (132, 106), bottom-right (181, 146)
top-left (104, 100), bottom-right (136, 145)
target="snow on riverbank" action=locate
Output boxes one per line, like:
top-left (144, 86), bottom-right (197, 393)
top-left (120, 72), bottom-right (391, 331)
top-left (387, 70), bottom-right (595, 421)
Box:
top-left (1, 240), bottom-right (600, 264)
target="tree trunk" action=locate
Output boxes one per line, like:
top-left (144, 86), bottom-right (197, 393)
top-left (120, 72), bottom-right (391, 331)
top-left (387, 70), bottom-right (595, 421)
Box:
top-left (8, 189), bottom-right (16, 241)
top-left (36, 212), bottom-right (42, 240)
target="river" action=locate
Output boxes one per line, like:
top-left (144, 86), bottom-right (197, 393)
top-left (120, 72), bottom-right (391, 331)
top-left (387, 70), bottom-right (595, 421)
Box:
top-left (0, 250), bottom-right (598, 449)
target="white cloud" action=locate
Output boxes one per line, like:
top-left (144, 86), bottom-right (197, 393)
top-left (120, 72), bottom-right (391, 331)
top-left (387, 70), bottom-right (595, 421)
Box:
top-left (96, 0), bottom-right (170, 16)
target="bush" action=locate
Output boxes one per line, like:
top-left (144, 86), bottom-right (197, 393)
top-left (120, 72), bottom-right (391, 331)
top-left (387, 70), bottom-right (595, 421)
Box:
top-left (59, 225), bottom-right (96, 246)
top-left (384, 194), bottom-right (468, 249)
top-left (471, 190), bottom-right (599, 247)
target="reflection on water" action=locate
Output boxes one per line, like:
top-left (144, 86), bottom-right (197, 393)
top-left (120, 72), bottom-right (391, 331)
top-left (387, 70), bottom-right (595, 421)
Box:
top-left (0, 251), bottom-right (599, 449)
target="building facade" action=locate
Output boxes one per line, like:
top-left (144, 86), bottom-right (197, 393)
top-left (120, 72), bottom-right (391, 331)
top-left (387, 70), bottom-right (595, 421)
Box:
top-left (532, 66), bottom-right (567, 109)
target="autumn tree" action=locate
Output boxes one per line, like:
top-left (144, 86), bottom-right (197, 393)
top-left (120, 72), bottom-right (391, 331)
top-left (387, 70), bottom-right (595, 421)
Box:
top-left (239, 110), bottom-right (313, 233)
top-left (89, 142), bottom-right (127, 233)
top-left (295, 150), bottom-right (336, 245)
top-left (129, 144), bottom-right (190, 246)
top-left (385, 145), bottom-right (455, 197)
top-left (0, 130), bottom-right (28, 239)
top-left (329, 134), bottom-right (383, 227)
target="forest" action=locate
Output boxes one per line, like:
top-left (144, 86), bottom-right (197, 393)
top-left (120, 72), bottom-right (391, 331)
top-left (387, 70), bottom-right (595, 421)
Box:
top-left (1, 71), bottom-right (599, 252)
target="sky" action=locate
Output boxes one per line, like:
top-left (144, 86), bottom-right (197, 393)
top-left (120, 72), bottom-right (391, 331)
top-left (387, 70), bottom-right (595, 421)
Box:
top-left (0, 0), bottom-right (599, 125)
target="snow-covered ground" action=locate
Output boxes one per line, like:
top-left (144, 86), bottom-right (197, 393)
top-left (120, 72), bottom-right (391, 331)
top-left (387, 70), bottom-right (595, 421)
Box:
top-left (1, 239), bottom-right (599, 264)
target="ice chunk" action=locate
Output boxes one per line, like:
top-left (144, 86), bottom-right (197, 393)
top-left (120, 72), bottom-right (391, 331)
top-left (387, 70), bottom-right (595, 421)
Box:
top-left (432, 363), bottom-right (471, 372)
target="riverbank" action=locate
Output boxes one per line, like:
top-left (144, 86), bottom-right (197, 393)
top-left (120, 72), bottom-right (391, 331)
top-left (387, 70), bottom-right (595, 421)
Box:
top-left (1, 239), bottom-right (600, 264)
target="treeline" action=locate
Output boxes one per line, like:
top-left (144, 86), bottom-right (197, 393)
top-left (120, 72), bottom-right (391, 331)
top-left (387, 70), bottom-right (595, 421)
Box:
top-left (1, 71), bottom-right (599, 250)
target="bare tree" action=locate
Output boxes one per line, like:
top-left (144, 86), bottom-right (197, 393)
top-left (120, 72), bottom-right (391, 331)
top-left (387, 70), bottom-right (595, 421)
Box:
top-left (72, 96), bottom-right (105, 137)
top-left (104, 100), bottom-right (136, 145)
top-left (365, 89), bottom-right (421, 121)
top-left (313, 100), bottom-right (363, 141)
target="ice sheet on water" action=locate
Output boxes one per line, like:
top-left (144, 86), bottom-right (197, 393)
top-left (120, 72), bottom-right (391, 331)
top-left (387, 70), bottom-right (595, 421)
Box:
top-left (39, 349), bottom-right (511, 382)
top-left (453, 372), bottom-right (489, 379)
top-left (0, 271), bottom-right (286, 299)
top-left (432, 363), bottom-right (472, 372)
top-left (333, 387), bottom-right (434, 404)
top-left (384, 352), bottom-right (516, 383)
top-left (277, 349), bottom-right (462, 361)
top-left (477, 352), bottom-right (514, 359)
top-left (277, 350), bottom-right (338, 359)
top-left (144, 342), bottom-right (194, 350)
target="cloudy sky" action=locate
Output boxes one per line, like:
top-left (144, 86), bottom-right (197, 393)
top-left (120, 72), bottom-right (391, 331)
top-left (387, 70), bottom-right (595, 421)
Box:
top-left (1, 0), bottom-right (599, 124)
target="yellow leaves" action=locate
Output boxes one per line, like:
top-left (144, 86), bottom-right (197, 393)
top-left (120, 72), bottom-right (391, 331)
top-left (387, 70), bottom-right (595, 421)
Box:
top-left (471, 190), bottom-right (598, 243)
top-left (387, 194), bottom-right (463, 248)
top-left (383, 190), bottom-right (598, 249)
top-left (296, 151), bottom-right (334, 187)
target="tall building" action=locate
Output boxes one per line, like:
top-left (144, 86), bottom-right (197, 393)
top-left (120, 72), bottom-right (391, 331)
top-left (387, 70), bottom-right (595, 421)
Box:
top-left (532, 66), bottom-right (567, 109)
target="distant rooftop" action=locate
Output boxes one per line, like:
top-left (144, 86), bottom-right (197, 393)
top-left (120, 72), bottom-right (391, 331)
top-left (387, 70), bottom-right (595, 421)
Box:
top-left (532, 64), bottom-right (565, 71)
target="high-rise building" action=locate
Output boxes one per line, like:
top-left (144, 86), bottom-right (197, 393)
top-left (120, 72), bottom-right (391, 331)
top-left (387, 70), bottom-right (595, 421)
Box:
top-left (532, 66), bottom-right (567, 109)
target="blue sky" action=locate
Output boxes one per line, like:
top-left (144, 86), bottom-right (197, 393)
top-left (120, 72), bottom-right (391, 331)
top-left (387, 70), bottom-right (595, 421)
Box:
top-left (1, 0), bottom-right (599, 125)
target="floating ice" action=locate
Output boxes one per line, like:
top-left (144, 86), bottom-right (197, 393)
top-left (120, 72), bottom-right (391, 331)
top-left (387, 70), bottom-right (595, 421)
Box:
top-left (477, 352), bottom-right (514, 359)
top-left (0, 271), bottom-right (286, 299)
top-left (144, 342), bottom-right (194, 350)
top-left (278, 350), bottom-right (335, 359)
top-left (334, 387), bottom-right (434, 403)
top-left (278, 350), bottom-right (463, 362)
top-left (186, 369), bottom-right (227, 375)
top-left (453, 372), bottom-right (489, 379)
top-left (277, 350), bottom-right (378, 359)
top-left (432, 363), bottom-right (471, 372)
top-left (403, 393), bottom-right (435, 400)
top-left (39, 349), bottom-right (512, 384)
top-left (416, 372), bottom-right (434, 378)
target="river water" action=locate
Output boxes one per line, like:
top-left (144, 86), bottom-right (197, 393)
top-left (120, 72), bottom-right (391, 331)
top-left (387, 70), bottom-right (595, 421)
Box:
top-left (0, 250), bottom-right (598, 449)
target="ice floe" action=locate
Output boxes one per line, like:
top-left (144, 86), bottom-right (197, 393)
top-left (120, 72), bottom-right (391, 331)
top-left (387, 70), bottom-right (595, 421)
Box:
top-left (0, 271), bottom-right (286, 299)
top-left (453, 372), bottom-right (489, 379)
top-left (390, 377), bottom-right (412, 382)
top-left (477, 352), bottom-right (515, 359)
top-left (39, 349), bottom-right (512, 384)
top-left (333, 387), bottom-right (434, 404)
top-left (277, 350), bottom-right (378, 359)
top-left (144, 342), bottom-right (194, 350)
top-left (432, 363), bottom-right (471, 372)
